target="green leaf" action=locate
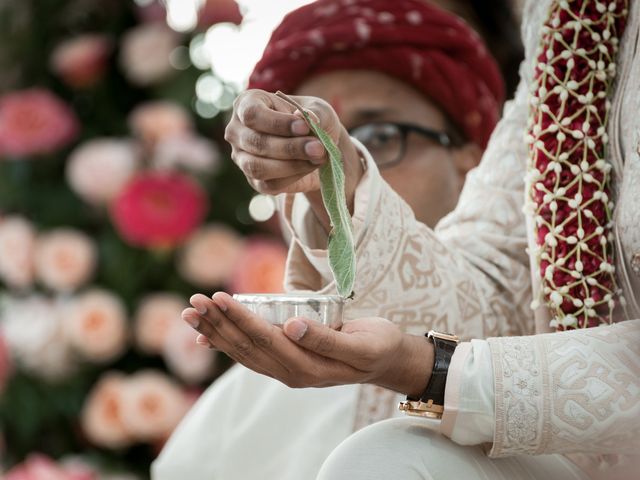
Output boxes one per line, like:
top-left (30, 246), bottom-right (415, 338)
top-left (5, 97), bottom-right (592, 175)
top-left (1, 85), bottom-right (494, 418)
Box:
top-left (275, 92), bottom-right (356, 298)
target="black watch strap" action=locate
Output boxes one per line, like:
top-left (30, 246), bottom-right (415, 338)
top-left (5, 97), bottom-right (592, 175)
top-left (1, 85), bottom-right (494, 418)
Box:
top-left (409, 331), bottom-right (458, 405)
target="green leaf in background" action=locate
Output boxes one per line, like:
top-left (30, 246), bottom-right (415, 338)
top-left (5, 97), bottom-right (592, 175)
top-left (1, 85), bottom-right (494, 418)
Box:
top-left (275, 92), bottom-right (356, 298)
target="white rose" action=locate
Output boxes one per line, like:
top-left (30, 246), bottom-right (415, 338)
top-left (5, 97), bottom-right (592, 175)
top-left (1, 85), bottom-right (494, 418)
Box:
top-left (120, 24), bottom-right (180, 86)
top-left (0, 216), bottom-right (36, 290)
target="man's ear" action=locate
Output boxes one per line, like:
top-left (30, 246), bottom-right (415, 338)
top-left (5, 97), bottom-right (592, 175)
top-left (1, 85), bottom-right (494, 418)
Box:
top-left (450, 143), bottom-right (482, 190)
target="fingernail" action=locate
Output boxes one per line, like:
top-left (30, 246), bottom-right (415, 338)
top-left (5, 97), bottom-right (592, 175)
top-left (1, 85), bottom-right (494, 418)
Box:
top-left (183, 314), bottom-right (199, 329)
top-left (196, 304), bottom-right (207, 315)
top-left (291, 119), bottom-right (309, 135)
top-left (196, 334), bottom-right (209, 346)
top-left (305, 140), bottom-right (324, 158)
top-left (213, 295), bottom-right (228, 312)
top-left (285, 319), bottom-right (307, 341)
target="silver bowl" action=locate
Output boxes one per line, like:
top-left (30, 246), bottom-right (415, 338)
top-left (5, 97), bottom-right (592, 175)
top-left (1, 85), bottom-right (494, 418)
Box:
top-left (232, 293), bottom-right (343, 329)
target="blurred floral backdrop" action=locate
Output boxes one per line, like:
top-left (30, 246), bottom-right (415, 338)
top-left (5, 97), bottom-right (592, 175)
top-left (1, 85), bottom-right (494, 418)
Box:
top-left (0, 0), bottom-right (288, 477)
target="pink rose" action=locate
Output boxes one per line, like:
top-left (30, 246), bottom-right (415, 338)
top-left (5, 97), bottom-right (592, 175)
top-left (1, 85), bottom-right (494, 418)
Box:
top-left (178, 224), bottom-right (243, 288)
top-left (35, 229), bottom-right (96, 292)
top-left (198, 0), bottom-right (243, 29)
top-left (120, 370), bottom-right (189, 441)
top-left (0, 332), bottom-right (12, 394)
top-left (120, 24), bottom-right (180, 86)
top-left (133, 293), bottom-right (186, 355)
top-left (228, 237), bottom-right (288, 293)
top-left (81, 372), bottom-right (132, 449)
top-left (5, 454), bottom-right (96, 480)
top-left (0, 216), bottom-right (36, 290)
top-left (63, 290), bottom-right (128, 363)
top-left (128, 101), bottom-right (193, 147)
top-left (1, 295), bottom-right (74, 380)
top-left (153, 135), bottom-right (220, 174)
top-left (50, 34), bottom-right (112, 88)
top-left (162, 319), bottom-right (216, 384)
top-left (66, 138), bottom-right (140, 206)
top-left (110, 171), bottom-right (207, 249)
top-left (0, 89), bottom-right (79, 157)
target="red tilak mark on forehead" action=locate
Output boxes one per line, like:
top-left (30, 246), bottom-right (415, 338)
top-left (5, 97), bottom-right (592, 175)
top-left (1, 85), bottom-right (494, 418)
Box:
top-left (329, 95), bottom-right (343, 116)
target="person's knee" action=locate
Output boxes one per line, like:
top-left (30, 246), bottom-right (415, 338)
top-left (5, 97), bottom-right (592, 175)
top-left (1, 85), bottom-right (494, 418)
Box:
top-left (317, 418), bottom-right (443, 480)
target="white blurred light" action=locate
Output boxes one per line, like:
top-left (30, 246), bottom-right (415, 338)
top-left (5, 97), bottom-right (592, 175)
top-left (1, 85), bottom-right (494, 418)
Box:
top-left (248, 194), bottom-right (277, 222)
top-left (166, 0), bottom-right (201, 32)
top-left (189, 34), bottom-right (211, 70)
top-left (169, 46), bottom-right (191, 70)
top-left (249, 193), bottom-right (276, 222)
top-left (196, 73), bottom-right (224, 103)
top-left (200, 0), bottom-right (314, 87)
top-left (195, 99), bottom-right (220, 118)
top-left (133, 0), bottom-right (154, 5)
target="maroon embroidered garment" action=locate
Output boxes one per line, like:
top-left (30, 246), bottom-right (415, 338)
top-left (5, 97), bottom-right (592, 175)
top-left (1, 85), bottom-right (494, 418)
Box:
top-left (527, 0), bottom-right (628, 330)
top-left (248, 0), bottom-right (504, 148)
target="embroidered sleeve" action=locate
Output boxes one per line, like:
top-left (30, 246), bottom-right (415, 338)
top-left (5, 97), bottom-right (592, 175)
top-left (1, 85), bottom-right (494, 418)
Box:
top-left (487, 319), bottom-right (640, 457)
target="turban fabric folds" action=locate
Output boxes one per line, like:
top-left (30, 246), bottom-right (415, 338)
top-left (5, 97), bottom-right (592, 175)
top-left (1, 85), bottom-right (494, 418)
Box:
top-left (249, 0), bottom-right (505, 148)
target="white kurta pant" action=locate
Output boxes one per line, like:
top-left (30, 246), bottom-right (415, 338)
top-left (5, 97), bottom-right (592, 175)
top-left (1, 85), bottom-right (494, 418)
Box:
top-left (317, 418), bottom-right (586, 480)
top-left (152, 364), bottom-right (359, 480)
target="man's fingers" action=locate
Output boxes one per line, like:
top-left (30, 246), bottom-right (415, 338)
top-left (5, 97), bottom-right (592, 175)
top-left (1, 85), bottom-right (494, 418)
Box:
top-left (283, 318), bottom-right (363, 364)
top-left (236, 130), bottom-right (326, 163)
top-left (234, 151), bottom-right (320, 182)
top-left (236, 91), bottom-right (310, 136)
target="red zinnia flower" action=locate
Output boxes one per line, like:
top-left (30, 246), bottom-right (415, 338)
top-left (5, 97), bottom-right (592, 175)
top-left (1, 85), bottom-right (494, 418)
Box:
top-left (111, 171), bottom-right (208, 249)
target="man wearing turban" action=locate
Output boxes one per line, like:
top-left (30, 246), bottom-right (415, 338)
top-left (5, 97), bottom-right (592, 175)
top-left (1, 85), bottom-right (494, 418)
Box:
top-left (154, 0), bottom-right (521, 479)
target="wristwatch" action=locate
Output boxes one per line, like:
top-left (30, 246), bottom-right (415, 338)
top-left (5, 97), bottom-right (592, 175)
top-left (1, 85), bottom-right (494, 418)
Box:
top-left (398, 330), bottom-right (459, 419)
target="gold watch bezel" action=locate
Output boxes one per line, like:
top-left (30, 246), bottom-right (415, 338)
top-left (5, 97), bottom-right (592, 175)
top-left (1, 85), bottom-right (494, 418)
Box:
top-left (398, 399), bottom-right (444, 419)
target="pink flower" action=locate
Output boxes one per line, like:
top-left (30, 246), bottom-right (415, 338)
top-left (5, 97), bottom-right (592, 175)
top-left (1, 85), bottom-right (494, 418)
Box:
top-left (35, 229), bottom-right (96, 292)
top-left (66, 138), bottom-right (140, 206)
top-left (120, 24), bottom-right (180, 86)
top-left (198, 0), bottom-right (243, 28)
top-left (133, 293), bottom-right (186, 354)
top-left (128, 101), bottom-right (193, 147)
top-left (63, 290), bottom-right (128, 363)
top-left (0, 89), bottom-right (79, 157)
top-left (0, 332), bottom-right (12, 394)
top-left (81, 372), bottom-right (132, 449)
top-left (119, 370), bottom-right (189, 441)
top-left (0, 216), bottom-right (36, 290)
top-left (228, 237), bottom-right (288, 293)
top-left (110, 171), bottom-right (207, 249)
top-left (5, 454), bottom-right (97, 480)
top-left (50, 34), bottom-right (112, 88)
top-left (153, 135), bottom-right (220, 174)
top-left (162, 319), bottom-right (216, 384)
top-left (178, 224), bottom-right (243, 288)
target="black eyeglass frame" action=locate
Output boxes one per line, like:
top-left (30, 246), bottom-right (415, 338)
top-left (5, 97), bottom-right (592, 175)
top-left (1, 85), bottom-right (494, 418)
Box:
top-left (348, 122), bottom-right (456, 169)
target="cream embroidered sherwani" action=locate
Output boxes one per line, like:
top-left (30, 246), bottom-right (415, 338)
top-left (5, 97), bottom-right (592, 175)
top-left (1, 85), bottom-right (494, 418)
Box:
top-left (152, 0), bottom-right (640, 478)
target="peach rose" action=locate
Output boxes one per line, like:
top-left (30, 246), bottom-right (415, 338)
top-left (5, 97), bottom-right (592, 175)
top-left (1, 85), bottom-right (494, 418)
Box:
top-left (81, 372), bottom-right (132, 449)
top-left (120, 370), bottom-right (189, 441)
top-left (153, 135), bottom-right (220, 174)
top-left (128, 101), bottom-right (193, 147)
top-left (0, 294), bottom-right (74, 380)
top-left (0, 216), bottom-right (36, 290)
top-left (133, 293), bottom-right (186, 355)
top-left (50, 34), bottom-right (112, 88)
top-left (63, 290), bottom-right (128, 363)
top-left (0, 332), bottom-right (12, 394)
top-left (35, 229), bottom-right (96, 292)
top-left (120, 24), bottom-right (180, 86)
top-left (228, 237), bottom-right (288, 293)
top-left (66, 138), bottom-right (140, 205)
top-left (178, 225), bottom-right (244, 288)
top-left (162, 319), bottom-right (216, 384)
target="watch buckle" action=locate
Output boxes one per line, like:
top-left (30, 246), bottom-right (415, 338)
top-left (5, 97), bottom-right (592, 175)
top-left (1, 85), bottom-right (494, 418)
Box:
top-left (398, 399), bottom-right (444, 419)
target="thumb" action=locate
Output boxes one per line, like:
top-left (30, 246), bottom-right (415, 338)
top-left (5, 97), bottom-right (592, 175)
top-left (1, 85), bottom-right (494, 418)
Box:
top-left (284, 317), bottom-right (355, 362)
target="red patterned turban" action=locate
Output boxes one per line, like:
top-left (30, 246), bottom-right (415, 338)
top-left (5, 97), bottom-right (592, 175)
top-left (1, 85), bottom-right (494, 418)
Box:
top-left (249, 0), bottom-right (505, 148)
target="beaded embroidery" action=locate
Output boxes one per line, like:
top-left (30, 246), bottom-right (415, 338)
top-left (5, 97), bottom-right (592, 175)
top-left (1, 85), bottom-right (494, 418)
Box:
top-left (526, 0), bottom-right (628, 330)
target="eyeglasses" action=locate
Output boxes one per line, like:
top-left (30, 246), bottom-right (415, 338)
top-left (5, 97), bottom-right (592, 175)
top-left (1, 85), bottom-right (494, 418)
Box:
top-left (348, 122), bottom-right (454, 169)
